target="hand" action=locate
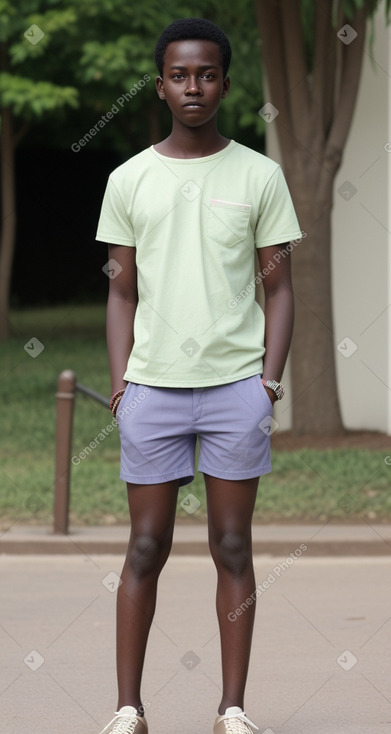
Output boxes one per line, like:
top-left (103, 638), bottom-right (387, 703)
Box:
top-left (265, 386), bottom-right (277, 405)
top-left (260, 376), bottom-right (277, 405)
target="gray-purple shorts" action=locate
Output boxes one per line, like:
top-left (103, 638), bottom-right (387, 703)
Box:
top-left (116, 374), bottom-right (273, 486)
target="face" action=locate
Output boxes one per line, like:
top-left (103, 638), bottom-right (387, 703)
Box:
top-left (156, 39), bottom-right (230, 127)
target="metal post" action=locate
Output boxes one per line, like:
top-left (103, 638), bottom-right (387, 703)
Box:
top-left (53, 370), bottom-right (76, 534)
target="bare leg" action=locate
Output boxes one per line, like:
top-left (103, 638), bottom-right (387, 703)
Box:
top-left (205, 473), bottom-right (259, 715)
top-left (116, 479), bottom-right (180, 711)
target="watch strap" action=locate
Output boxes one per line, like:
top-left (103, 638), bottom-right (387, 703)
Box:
top-left (261, 378), bottom-right (285, 400)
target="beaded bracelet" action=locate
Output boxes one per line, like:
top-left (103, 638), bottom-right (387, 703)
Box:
top-left (109, 388), bottom-right (125, 416)
top-left (110, 393), bottom-right (125, 417)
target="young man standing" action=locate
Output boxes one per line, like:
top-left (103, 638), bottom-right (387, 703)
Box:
top-left (96, 17), bottom-right (301, 734)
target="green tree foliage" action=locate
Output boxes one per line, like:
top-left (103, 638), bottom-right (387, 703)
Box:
top-left (70, 0), bottom-right (265, 146)
top-left (0, 0), bottom-right (264, 338)
top-left (1, 0), bottom-right (267, 153)
top-left (0, 1), bottom-right (79, 118)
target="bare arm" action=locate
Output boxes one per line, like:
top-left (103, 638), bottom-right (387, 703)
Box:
top-left (257, 244), bottom-right (294, 403)
top-left (106, 244), bottom-right (138, 396)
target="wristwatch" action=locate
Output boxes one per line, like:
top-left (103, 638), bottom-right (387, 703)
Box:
top-left (261, 378), bottom-right (285, 400)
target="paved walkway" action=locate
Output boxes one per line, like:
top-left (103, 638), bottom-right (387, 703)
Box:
top-left (1, 521), bottom-right (391, 555)
top-left (1, 553), bottom-right (391, 733)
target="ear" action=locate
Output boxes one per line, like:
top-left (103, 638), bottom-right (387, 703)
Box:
top-left (221, 76), bottom-right (230, 100)
top-left (155, 76), bottom-right (165, 100)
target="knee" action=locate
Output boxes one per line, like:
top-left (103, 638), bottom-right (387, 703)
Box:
top-left (127, 533), bottom-right (172, 579)
top-left (212, 531), bottom-right (251, 576)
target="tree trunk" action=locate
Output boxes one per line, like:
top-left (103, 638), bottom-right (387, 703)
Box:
top-left (0, 107), bottom-right (16, 340)
top-left (290, 187), bottom-right (343, 434)
top-left (254, 0), bottom-right (367, 434)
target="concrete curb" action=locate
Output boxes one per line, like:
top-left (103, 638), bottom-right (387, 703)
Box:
top-left (1, 522), bottom-right (391, 556)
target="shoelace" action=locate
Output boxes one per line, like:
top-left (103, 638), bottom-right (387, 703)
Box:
top-left (99, 710), bottom-right (140, 734)
top-left (224, 711), bottom-right (259, 734)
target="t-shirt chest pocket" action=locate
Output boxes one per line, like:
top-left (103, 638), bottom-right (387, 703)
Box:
top-left (207, 199), bottom-right (251, 247)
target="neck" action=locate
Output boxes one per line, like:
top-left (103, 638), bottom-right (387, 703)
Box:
top-left (158, 118), bottom-right (230, 158)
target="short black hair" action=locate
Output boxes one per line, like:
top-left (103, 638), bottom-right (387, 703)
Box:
top-left (154, 17), bottom-right (231, 79)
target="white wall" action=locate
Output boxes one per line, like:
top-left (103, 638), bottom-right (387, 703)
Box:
top-left (333, 4), bottom-right (390, 432)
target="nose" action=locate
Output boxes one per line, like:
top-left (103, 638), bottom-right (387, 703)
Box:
top-left (185, 75), bottom-right (201, 95)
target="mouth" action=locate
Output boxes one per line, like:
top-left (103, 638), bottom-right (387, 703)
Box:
top-left (183, 102), bottom-right (205, 108)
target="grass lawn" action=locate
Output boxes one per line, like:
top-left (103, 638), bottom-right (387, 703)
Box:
top-left (1, 304), bottom-right (390, 526)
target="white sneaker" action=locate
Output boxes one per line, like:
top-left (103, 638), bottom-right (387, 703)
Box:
top-left (213, 706), bottom-right (259, 734)
top-left (99, 705), bottom-right (148, 734)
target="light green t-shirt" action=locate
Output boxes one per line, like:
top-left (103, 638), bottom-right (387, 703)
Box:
top-left (96, 140), bottom-right (301, 387)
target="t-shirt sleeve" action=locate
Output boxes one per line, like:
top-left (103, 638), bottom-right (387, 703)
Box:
top-left (254, 165), bottom-right (302, 248)
top-left (95, 175), bottom-right (135, 247)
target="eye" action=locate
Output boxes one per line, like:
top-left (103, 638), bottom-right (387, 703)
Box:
top-left (201, 73), bottom-right (214, 80)
top-left (171, 73), bottom-right (185, 80)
